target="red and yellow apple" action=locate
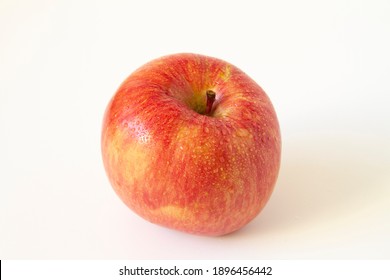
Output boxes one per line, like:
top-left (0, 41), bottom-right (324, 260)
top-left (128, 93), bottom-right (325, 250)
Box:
top-left (101, 53), bottom-right (281, 236)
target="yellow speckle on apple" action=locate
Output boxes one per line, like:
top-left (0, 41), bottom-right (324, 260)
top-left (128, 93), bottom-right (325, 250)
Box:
top-left (219, 65), bottom-right (232, 82)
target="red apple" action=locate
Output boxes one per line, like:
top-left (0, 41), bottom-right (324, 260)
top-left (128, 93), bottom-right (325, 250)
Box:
top-left (101, 53), bottom-right (281, 236)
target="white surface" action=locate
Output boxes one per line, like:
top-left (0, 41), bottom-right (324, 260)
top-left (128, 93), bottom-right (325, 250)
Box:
top-left (1, 0), bottom-right (389, 259)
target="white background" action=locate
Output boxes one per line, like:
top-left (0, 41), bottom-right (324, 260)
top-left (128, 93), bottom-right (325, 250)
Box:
top-left (1, 0), bottom-right (389, 259)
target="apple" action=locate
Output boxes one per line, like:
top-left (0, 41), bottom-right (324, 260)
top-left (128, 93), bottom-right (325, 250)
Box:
top-left (101, 53), bottom-right (281, 236)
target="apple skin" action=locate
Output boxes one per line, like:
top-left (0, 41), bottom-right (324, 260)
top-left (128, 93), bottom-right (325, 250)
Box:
top-left (101, 53), bottom-right (281, 236)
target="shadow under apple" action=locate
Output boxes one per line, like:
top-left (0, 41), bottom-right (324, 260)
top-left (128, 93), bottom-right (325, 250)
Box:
top-left (226, 131), bottom-right (390, 238)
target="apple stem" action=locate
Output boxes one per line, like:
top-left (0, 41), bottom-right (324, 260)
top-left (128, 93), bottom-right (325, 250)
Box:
top-left (205, 90), bottom-right (216, 115)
